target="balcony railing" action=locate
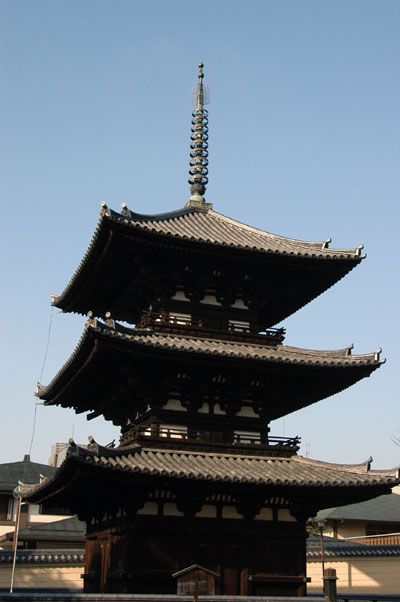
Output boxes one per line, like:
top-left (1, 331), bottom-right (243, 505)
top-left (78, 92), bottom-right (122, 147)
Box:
top-left (139, 311), bottom-right (285, 342)
top-left (131, 425), bottom-right (300, 451)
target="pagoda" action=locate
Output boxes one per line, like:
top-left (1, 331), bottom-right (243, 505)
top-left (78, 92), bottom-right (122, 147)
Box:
top-left (25, 64), bottom-right (398, 596)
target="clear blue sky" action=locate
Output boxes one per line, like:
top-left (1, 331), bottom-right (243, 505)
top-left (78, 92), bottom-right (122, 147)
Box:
top-left (1, 0), bottom-right (399, 468)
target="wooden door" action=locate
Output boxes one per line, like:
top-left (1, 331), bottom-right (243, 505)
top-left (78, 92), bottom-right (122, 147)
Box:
top-left (222, 541), bottom-right (241, 594)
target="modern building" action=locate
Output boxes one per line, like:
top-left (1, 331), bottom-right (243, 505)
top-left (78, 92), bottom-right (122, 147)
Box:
top-left (23, 64), bottom-right (399, 596)
top-left (2, 516), bottom-right (85, 550)
top-left (0, 455), bottom-right (59, 543)
top-left (48, 444), bottom-right (69, 468)
top-left (316, 491), bottom-right (400, 543)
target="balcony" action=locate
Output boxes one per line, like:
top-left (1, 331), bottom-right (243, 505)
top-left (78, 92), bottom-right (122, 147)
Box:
top-left (138, 311), bottom-right (285, 343)
top-left (124, 425), bottom-right (300, 457)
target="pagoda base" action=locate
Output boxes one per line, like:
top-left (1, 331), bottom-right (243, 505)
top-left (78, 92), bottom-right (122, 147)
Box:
top-left (83, 515), bottom-right (307, 596)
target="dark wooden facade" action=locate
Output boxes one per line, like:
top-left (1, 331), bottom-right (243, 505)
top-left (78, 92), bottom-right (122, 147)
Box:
top-left (84, 516), bottom-right (307, 595)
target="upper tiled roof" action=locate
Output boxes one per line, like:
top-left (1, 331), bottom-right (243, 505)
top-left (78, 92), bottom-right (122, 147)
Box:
top-left (51, 204), bottom-right (365, 326)
top-left (105, 204), bottom-right (364, 259)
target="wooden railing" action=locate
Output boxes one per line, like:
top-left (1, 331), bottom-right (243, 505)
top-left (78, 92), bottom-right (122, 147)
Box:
top-left (134, 426), bottom-right (300, 451)
top-left (139, 311), bottom-right (285, 342)
top-left (344, 532), bottom-right (400, 545)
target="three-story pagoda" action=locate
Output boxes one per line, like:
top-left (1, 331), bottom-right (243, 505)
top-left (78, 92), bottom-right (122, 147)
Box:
top-left (25, 64), bottom-right (399, 596)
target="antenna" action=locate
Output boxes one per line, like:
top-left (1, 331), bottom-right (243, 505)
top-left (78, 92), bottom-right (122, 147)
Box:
top-left (192, 63), bottom-right (210, 108)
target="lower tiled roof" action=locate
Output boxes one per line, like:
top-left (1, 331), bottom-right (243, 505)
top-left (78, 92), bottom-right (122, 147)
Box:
top-left (84, 447), bottom-right (399, 487)
top-left (24, 445), bottom-right (399, 502)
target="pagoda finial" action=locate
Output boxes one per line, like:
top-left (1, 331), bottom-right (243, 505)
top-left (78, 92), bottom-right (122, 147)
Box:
top-left (187, 62), bottom-right (210, 208)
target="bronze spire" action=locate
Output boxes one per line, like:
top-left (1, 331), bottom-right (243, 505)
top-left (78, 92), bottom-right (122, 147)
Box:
top-left (187, 63), bottom-right (210, 207)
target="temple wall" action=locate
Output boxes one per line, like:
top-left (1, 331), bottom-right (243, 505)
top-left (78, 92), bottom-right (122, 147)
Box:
top-left (307, 558), bottom-right (400, 595)
top-left (0, 564), bottom-right (83, 590)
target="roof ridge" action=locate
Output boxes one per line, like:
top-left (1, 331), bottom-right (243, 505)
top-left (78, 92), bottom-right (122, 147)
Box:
top-left (293, 455), bottom-right (375, 474)
top-left (117, 204), bottom-right (200, 222)
top-left (139, 446), bottom-right (288, 461)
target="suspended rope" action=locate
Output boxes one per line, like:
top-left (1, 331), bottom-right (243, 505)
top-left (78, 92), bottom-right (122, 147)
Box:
top-left (10, 306), bottom-right (62, 592)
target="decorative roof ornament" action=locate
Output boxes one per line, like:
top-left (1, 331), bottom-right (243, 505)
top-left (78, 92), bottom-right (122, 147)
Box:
top-left (186, 63), bottom-right (212, 209)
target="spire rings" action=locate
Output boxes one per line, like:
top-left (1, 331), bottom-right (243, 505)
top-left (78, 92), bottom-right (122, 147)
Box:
top-left (188, 64), bottom-right (209, 199)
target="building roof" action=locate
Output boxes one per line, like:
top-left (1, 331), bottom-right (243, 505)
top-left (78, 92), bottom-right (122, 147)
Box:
top-left (316, 492), bottom-right (400, 523)
top-left (0, 549), bottom-right (84, 564)
top-left (24, 443), bottom-right (399, 506)
top-left (3, 516), bottom-right (85, 544)
top-left (307, 536), bottom-right (400, 558)
top-left (51, 204), bottom-right (364, 326)
top-left (35, 318), bottom-right (383, 423)
top-left (0, 455), bottom-right (55, 493)
top-left (105, 205), bottom-right (363, 259)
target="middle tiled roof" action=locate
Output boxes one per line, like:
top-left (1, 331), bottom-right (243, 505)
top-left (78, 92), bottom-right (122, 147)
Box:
top-left (90, 319), bottom-right (381, 368)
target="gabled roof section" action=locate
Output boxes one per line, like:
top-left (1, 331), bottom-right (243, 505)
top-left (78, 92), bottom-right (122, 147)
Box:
top-left (52, 203), bottom-right (364, 324)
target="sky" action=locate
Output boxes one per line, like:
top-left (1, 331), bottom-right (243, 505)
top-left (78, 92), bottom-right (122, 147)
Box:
top-left (0, 0), bottom-right (399, 469)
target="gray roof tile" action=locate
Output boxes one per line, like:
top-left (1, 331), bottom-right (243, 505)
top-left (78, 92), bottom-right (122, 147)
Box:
top-left (110, 205), bottom-right (363, 259)
top-left (317, 492), bottom-right (400, 522)
top-left (0, 458), bottom-right (55, 492)
top-left (24, 446), bottom-right (399, 497)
